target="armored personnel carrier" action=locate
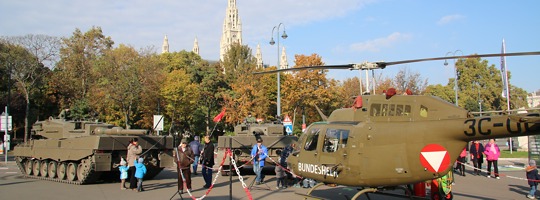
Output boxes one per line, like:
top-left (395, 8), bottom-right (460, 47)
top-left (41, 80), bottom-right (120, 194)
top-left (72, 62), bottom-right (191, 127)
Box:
top-left (13, 117), bottom-right (175, 184)
top-left (216, 123), bottom-right (297, 175)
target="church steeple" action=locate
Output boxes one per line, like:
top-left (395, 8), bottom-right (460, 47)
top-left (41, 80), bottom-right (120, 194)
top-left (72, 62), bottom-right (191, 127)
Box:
top-left (256, 44), bottom-right (263, 69)
top-left (220, 0), bottom-right (242, 61)
top-left (280, 46), bottom-right (289, 71)
top-left (162, 35), bottom-right (169, 54)
top-left (193, 37), bottom-right (199, 55)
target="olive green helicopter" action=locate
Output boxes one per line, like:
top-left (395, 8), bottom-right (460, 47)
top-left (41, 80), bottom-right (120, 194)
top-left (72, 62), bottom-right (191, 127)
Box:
top-left (255, 51), bottom-right (540, 199)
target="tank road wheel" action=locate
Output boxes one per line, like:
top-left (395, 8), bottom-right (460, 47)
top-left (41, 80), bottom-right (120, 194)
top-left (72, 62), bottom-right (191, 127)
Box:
top-left (32, 160), bottom-right (41, 176)
top-left (24, 159), bottom-right (33, 175)
top-left (77, 162), bottom-right (89, 181)
top-left (67, 162), bottom-right (78, 181)
top-left (48, 161), bottom-right (57, 178)
top-left (40, 160), bottom-right (49, 177)
top-left (57, 162), bottom-right (67, 180)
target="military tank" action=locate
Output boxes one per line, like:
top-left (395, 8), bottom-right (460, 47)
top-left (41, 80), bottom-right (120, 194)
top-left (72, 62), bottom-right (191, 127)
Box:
top-left (13, 117), bottom-right (175, 184)
top-left (216, 123), bottom-right (298, 175)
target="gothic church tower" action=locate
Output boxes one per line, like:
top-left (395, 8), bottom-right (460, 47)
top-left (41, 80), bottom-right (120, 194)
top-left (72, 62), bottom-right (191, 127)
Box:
top-left (162, 35), bottom-right (169, 54)
top-left (220, 0), bottom-right (243, 61)
top-left (193, 37), bottom-right (199, 55)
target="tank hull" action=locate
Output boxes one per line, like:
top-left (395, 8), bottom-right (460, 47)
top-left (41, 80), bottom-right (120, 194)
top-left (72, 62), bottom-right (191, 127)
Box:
top-left (13, 118), bottom-right (174, 184)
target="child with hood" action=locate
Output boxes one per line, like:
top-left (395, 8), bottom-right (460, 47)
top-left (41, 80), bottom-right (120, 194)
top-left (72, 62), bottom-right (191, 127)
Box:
top-left (134, 157), bottom-right (147, 192)
top-left (119, 158), bottom-right (129, 190)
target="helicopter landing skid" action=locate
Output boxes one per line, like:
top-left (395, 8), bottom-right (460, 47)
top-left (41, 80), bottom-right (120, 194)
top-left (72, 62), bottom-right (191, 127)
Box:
top-left (296, 184), bottom-right (429, 200)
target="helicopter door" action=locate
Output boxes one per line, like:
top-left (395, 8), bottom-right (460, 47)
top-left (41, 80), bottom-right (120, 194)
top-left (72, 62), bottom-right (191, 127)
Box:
top-left (320, 128), bottom-right (350, 178)
top-left (297, 127), bottom-right (321, 169)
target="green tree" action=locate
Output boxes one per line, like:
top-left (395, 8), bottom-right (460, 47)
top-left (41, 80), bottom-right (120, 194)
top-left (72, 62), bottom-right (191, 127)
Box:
top-left (53, 26), bottom-right (113, 109)
top-left (160, 69), bottom-right (200, 134)
top-left (92, 44), bottom-right (143, 128)
top-left (0, 42), bottom-right (50, 142)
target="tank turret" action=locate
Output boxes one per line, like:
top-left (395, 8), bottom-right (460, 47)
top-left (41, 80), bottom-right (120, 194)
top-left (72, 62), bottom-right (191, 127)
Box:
top-left (13, 117), bottom-right (175, 184)
top-left (217, 123), bottom-right (297, 175)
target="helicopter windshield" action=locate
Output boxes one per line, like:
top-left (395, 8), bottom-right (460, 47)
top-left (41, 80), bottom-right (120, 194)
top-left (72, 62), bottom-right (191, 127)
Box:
top-left (304, 128), bottom-right (320, 151)
top-left (323, 129), bottom-right (350, 153)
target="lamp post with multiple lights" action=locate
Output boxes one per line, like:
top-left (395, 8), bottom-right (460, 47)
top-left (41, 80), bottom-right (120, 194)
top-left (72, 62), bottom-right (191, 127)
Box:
top-left (269, 23), bottom-right (288, 118)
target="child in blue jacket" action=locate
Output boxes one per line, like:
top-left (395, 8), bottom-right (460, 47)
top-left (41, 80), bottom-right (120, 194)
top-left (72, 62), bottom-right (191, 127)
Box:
top-left (119, 158), bottom-right (129, 190)
top-left (134, 157), bottom-right (147, 192)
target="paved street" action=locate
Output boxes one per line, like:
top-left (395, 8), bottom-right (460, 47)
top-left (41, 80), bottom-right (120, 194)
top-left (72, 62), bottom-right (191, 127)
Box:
top-left (0, 157), bottom-right (534, 200)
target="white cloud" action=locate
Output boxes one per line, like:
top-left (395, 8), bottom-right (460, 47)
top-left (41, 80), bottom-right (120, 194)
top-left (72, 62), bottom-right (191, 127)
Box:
top-left (437, 14), bottom-right (465, 25)
top-left (349, 32), bottom-right (412, 52)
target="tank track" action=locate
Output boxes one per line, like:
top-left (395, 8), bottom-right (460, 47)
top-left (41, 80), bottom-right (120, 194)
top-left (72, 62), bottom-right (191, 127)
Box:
top-left (15, 156), bottom-right (98, 185)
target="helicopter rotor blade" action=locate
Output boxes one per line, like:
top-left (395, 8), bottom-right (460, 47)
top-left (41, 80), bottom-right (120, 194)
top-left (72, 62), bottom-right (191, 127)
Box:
top-left (253, 64), bottom-right (353, 75)
top-left (382, 51), bottom-right (540, 67)
top-left (253, 51), bottom-right (540, 74)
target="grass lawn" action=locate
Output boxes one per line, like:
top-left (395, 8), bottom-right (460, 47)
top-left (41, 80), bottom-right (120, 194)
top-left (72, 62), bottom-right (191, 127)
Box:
top-left (499, 150), bottom-right (529, 158)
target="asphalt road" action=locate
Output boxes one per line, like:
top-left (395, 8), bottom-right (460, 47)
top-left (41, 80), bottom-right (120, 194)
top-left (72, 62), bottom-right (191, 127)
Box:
top-left (0, 158), bottom-right (534, 200)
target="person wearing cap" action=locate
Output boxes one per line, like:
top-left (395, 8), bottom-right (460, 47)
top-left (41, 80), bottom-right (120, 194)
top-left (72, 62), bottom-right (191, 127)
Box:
top-left (526, 160), bottom-right (540, 199)
top-left (127, 138), bottom-right (142, 190)
top-left (251, 137), bottom-right (268, 184)
top-left (189, 136), bottom-right (202, 175)
top-left (174, 138), bottom-right (194, 194)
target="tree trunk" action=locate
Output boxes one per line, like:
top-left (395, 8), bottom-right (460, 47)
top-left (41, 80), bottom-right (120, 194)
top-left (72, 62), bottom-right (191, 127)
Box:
top-left (24, 92), bottom-right (30, 143)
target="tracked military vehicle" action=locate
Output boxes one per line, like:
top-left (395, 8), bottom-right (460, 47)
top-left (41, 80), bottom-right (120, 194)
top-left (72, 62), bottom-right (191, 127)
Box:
top-left (13, 117), bottom-right (175, 184)
top-left (216, 123), bottom-right (297, 175)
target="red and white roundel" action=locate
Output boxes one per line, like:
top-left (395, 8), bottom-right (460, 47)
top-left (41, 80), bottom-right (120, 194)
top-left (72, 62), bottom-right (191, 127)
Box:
top-left (419, 144), bottom-right (451, 173)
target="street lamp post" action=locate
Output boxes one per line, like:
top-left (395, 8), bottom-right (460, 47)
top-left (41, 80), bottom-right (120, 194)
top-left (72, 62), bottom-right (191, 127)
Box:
top-left (270, 23), bottom-right (288, 118)
top-left (444, 50), bottom-right (463, 106)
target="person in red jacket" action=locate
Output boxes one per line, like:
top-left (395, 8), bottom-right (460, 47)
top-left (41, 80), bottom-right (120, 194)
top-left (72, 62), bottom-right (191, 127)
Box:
top-left (456, 148), bottom-right (467, 176)
top-left (469, 140), bottom-right (484, 175)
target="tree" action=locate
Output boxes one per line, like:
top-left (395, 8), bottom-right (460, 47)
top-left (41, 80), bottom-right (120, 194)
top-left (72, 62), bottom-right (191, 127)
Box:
top-left (0, 42), bottom-right (49, 142)
top-left (425, 57), bottom-right (528, 112)
top-left (282, 54), bottom-right (347, 134)
top-left (221, 43), bottom-right (261, 125)
top-left (92, 44), bottom-right (143, 128)
top-left (160, 69), bottom-right (200, 134)
top-left (53, 27), bottom-right (113, 109)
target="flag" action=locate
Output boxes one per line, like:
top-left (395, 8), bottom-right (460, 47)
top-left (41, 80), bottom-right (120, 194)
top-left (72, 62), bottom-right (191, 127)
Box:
top-left (213, 108), bottom-right (226, 122)
top-left (500, 39), bottom-right (509, 98)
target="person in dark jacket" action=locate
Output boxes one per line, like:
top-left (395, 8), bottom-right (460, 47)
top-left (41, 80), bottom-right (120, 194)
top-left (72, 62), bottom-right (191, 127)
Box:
top-left (201, 135), bottom-right (215, 189)
top-left (174, 139), bottom-right (194, 194)
top-left (526, 160), bottom-right (540, 199)
top-left (469, 140), bottom-right (484, 175)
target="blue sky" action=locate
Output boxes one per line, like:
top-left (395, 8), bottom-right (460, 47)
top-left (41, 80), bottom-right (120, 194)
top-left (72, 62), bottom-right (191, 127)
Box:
top-left (1, 0), bottom-right (539, 92)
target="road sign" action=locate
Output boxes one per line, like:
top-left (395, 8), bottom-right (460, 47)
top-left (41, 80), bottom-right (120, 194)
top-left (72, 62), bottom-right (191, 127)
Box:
top-left (283, 115), bottom-right (292, 123)
top-left (153, 115), bottom-right (164, 131)
top-left (0, 115), bottom-right (12, 131)
top-left (285, 124), bottom-right (293, 135)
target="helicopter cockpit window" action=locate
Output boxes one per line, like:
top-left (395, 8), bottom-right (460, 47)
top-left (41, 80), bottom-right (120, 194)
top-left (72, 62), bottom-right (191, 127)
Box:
top-left (304, 128), bottom-right (320, 151)
top-left (371, 104), bottom-right (381, 116)
top-left (420, 105), bottom-right (428, 118)
top-left (323, 128), bottom-right (350, 153)
top-left (381, 104), bottom-right (388, 116)
top-left (388, 104), bottom-right (396, 116)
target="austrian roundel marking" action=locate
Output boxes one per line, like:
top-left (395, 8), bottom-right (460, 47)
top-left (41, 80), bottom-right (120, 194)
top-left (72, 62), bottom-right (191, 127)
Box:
top-left (419, 144), bottom-right (451, 173)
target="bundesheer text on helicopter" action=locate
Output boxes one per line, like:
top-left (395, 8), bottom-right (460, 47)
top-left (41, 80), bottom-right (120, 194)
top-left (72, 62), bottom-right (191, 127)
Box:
top-left (298, 162), bottom-right (339, 177)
